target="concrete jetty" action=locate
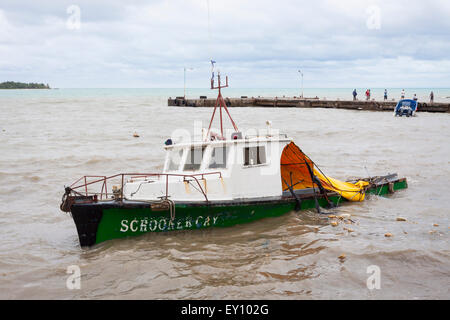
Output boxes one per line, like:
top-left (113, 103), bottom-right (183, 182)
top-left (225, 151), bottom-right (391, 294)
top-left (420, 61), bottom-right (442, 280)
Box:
top-left (168, 96), bottom-right (450, 113)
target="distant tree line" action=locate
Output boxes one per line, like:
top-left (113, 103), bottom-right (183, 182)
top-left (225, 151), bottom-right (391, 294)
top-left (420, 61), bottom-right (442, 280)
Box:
top-left (0, 81), bottom-right (50, 89)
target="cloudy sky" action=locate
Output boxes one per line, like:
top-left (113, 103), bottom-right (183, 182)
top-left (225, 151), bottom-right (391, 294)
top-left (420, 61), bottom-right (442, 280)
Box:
top-left (0, 0), bottom-right (449, 88)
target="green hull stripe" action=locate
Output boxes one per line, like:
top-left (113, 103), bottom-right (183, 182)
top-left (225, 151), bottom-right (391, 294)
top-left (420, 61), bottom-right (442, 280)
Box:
top-left (95, 180), bottom-right (407, 244)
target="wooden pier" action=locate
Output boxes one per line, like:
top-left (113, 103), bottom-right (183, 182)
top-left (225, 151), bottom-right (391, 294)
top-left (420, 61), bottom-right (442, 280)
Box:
top-left (168, 96), bottom-right (450, 113)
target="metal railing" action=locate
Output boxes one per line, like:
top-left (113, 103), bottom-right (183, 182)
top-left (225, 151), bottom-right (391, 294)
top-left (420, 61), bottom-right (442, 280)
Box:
top-left (69, 172), bottom-right (223, 202)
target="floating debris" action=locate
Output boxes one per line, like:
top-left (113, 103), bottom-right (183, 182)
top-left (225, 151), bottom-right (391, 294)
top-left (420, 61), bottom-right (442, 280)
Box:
top-left (338, 254), bottom-right (346, 261)
top-left (133, 132), bottom-right (140, 138)
top-left (338, 214), bottom-right (351, 220)
top-left (385, 233), bottom-right (393, 237)
top-left (344, 227), bottom-right (354, 233)
top-left (433, 224), bottom-right (439, 227)
top-left (330, 221), bottom-right (339, 227)
top-left (396, 217), bottom-right (407, 221)
top-left (328, 214), bottom-right (336, 219)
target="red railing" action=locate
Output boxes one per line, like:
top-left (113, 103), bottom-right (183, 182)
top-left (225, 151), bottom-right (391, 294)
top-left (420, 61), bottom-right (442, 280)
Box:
top-left (69, 172), bottom-right (223, 202)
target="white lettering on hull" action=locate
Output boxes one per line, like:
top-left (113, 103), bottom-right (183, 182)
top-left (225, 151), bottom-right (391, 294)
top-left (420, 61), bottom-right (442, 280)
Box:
top-left (130, 219), bottom-right (138, 232)
top-left (119, 215), bottom-right (221, 233)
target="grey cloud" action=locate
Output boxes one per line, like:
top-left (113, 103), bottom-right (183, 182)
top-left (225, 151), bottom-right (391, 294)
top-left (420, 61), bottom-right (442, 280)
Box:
top-left (0, 0), bottom-right (449, 87)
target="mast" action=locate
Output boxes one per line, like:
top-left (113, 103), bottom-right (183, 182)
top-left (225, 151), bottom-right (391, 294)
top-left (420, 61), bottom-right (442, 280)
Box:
top-left (205, 68), bottom-right (238, 141)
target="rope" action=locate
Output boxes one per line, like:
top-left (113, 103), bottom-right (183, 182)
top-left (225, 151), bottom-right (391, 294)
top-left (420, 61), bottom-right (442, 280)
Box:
top-left (186, 179), bottom-right (203, 195)
top-left (130, 180), bottom-right (152, 197)
top-left (377, 178), bottom-right (388, 196)
top-left (164, 198), bottom-right (176, 221)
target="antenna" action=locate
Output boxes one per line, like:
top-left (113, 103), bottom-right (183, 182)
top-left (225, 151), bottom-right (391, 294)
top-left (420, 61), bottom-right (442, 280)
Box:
top-left (205, 65), bottom-right (238, 141)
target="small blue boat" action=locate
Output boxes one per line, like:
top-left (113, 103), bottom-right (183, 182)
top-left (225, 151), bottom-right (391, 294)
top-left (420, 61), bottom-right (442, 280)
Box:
top-left (394, 99), bottom-right (418, 117)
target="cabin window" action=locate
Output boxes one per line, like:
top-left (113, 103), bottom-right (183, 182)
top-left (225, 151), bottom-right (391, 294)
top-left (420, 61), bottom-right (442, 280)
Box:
top-left (184, 147), bottom-right (205, 171)
top-left (167, 149), bottom-right (183, 171)
top-left (209, 146), bottom-right (228, 169)
top-left (244, 146), bottom-right (266, 166)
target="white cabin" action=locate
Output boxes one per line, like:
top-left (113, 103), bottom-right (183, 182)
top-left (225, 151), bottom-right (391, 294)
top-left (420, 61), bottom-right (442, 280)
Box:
top-left (123, 130), bottom-right (292, 202)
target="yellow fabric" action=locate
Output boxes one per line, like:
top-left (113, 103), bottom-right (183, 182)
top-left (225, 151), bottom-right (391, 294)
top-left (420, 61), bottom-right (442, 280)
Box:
top-left (280, 142), bottom-right (369, 202)
top-left (313, 169), bottom-right (369, 202)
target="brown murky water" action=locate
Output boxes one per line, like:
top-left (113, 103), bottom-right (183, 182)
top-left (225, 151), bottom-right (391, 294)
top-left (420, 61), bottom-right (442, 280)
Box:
top-left (0, 90), bottom-right (449, 299)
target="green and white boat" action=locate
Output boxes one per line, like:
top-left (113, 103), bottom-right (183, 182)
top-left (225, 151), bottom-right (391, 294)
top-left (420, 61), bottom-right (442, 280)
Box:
top-left (60, 73), bottom-right (407, 247)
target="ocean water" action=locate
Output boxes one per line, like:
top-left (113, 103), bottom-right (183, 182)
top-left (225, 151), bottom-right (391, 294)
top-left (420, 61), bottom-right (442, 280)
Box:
top-left (0, 88), bottom-right (449, 299)
top-left (0, 87), bottom-right (449, 102)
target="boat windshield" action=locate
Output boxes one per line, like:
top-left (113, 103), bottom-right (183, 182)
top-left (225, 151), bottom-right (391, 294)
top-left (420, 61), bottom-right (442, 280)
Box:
top-left (208, 146), bottom-right (228, 169)
top-left (167, 149), bottom-right (183, 171)
top-left (184, 146), bottom-right (205, 171)
top-left (397, 100), bottom-right (417, 109)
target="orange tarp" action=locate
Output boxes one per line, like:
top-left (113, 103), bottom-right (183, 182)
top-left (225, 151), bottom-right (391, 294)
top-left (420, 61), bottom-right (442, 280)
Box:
top-left (280, 142), bottom-right (315, 191)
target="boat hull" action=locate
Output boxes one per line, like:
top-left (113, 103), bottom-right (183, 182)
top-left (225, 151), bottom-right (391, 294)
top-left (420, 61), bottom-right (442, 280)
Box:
top-left (69, 178), bottom-right (407, 247)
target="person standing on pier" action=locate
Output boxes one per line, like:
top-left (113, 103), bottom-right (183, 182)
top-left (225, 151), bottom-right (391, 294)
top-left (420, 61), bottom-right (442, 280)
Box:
top-left (353, 89), bottom-right (357, 100)
top-left (413, 94), bottom-right (418, 101)
top-left (401, 89), bottom-right (405, 99)
top-left (430, 91), bottom-right (434, 104)
top-left (365, 89), bottom-right (370, 101)
top-left (384, 89), bottom-right (388, 101)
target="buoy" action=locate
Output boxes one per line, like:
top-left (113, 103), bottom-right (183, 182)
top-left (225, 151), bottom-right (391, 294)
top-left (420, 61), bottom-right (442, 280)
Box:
top-left (433, 223), bottom-right (439, 227)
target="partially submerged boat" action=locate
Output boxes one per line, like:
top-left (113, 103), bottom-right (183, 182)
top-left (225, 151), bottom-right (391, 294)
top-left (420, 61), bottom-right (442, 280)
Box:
top-left (394, 99), bottom-right (418, 117)
top-left (60, 74), bottom-right (408, 247)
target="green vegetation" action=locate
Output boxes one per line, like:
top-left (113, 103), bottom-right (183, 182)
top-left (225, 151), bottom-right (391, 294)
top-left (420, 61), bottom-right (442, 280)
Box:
top-left (0, 81), bottom-right (50, 89)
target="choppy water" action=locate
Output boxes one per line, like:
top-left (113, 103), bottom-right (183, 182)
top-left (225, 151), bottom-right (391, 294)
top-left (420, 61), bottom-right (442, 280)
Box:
top-left (0, 89), bottom-right (449, 299)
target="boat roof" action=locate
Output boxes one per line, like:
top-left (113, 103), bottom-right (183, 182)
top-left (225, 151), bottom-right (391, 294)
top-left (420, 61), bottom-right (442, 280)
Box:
top-left (396, 99), bottom-right (418, 105)
top-left (164, 134), bottom-right (292, 150)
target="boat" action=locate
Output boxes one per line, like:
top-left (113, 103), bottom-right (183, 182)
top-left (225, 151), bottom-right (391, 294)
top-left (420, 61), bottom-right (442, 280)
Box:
top-left (60, 72), bottom-right (408, 247)
top-left (394, 99), bottom-right (418, 117)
